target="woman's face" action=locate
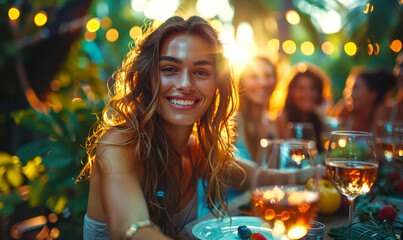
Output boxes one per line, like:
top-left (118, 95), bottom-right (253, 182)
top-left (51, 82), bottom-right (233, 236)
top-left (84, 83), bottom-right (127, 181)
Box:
top-left (156, 33), bottom-right (217, 127)
top-left (243, 61), bottom-right (276, 105)
top-left (350, 76), bottom-right (376, 111)
top-left (291, 76), bottom-right (320, 112)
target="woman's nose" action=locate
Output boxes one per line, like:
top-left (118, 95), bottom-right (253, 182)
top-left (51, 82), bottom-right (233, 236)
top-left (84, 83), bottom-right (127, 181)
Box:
top-left (175, 70), bottom-right (194, 92)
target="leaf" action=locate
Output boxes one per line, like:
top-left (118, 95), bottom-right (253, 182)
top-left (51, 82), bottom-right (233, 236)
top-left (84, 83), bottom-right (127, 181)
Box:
top-left (12, 110), bottom-right (59, 138)
top-left (328, 222), bottom-right (397, 240)
top-left (16, 139), bottom-right (50, 164)
top-left (42, 155), bottom-right (77, 168)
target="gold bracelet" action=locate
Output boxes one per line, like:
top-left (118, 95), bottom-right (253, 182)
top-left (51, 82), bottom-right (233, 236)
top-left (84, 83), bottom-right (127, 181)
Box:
top-left (125, 220), bottom-right (160, 239)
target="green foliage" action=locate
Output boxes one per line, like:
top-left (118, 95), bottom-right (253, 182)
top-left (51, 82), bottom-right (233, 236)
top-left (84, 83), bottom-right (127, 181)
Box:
top-left (328, 210), bottom-right (402, 240)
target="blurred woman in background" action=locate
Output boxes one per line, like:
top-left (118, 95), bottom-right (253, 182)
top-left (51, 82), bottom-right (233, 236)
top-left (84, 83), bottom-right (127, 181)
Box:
top-left (275, 63), bottom-right (333, 153)
top-left (334, 68), bottom-right (396, 132)
top-left (234, 56), bottom-right (278, 166)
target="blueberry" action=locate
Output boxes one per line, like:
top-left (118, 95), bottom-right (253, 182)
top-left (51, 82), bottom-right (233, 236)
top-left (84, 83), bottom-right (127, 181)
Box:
top-left (237, 225), bottom-right (252, 239)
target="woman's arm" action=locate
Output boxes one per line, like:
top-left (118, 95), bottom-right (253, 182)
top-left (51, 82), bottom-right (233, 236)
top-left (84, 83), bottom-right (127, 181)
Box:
top-left (226, 160), bottom-right (317, 191)
top-left (94, 130), bottom-right (171, 240)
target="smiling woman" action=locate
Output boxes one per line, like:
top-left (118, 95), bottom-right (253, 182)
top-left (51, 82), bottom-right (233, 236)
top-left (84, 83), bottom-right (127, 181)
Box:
top-left (77, 16), bottom-right (239, 240)
top-left (77, 15), bottom-right (317, 240)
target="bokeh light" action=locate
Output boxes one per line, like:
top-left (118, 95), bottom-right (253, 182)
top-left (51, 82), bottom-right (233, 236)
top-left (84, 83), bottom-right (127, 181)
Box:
top-left (197, 0), bottom-right (229, 19)
top-left (321, 41), bottom-right (335, 55)
top-left (86, 18), bottom-right (101, 32)
top-left (218, 2), bottom-right (234, 22)
top-left (373, 43), bottom-right (379, 55)
top-left (8, 7), bottom-right (20, 20)
top-left (129, 26), bottom-right (142, 40)
top-left (34, 11), bottom-right (47, 27)
top-left (282, 40), bottom-right (296, 54)
top-left (363, 3), bottom-right (374, 14)
top-left (84, 31), bottom-right (96, 41)
top-left (106, 28), bottom-right (119, 42)
top-left (101, 16), bottom-right (112, 29)
top-left (390, 40), bottom-right (402, 53)
top-left (344, 42), bottom-right (357, 56)
top-left (286, 10), bottom-right (300, 25)
top-left (367, 44), bottom-right (374, 55)
top-left (321, 11), bottom-right (341, 34)
top-left (267, 39), bottom-right (280, 52)
top-left (301, 41), bottom-right (314, 56)
top-left (144, 0), bottom-right (178, 22)
top-left (210, 19), bottom-right (223, 32)
top-left (131, 0), bottom-right (147, 12)
top-left (236, 22), bottom-right (254, 45)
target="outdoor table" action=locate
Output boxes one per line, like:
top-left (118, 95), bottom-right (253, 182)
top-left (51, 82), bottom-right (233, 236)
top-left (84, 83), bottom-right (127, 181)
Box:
top-left (185, 191), bottom-right (403, 240)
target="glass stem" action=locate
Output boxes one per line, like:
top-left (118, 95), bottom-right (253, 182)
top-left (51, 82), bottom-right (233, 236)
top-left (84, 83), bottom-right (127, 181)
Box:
top-left (348, 197), bottom-right (355, 240)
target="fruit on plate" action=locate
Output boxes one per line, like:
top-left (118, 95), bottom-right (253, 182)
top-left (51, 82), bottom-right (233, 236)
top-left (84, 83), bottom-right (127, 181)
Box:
top-left (250, 232), bottom-right (267, 240)
top-left (377, 205), bottom-right (397, 222)
top-left (306, 177), bottom-right (341, 215)
top-left (237, 225), bottom-right (252, 239)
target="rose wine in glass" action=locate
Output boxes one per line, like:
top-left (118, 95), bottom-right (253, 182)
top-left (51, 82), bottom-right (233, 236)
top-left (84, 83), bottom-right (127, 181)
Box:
top-left (252, 185), bottom-right (319, 240)
top-left (325, 131), bottom-right (379, 240)
top-left (253, 140), bottom-right (320, 240)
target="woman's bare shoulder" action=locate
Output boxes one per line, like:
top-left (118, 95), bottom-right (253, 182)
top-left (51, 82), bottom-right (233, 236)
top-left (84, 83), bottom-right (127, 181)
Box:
top-left (95, 127), bottom-right (138, 174)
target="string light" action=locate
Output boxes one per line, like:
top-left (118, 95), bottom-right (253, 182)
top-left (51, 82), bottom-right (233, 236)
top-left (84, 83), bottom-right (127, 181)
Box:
top-left (390, 40), bottom-right (402, 53)
top-left (301, 41), bottom-right (314, 56)
top-left (101, 17), bottom-right (112, 29)
top-left (321, 41), bottom-right (335, 55)
top-left (210, 19), bottom-right (223, 32)
top-left (84, 31), bottom-right (96, 41)
top-left (286, 10), bottom-right (300, 25)
top-left (34, 11), bottom-right (47, 27)
top-left (363, 3), bottom-right (374, 14)
top-left (282, 40), bottom-right (296, 54)
top-left (8, 7), bottom-right (20, 20)
top-left (86, 18), bottom-right (101, 32)
top-left (129, 26), bottom-right (142, 40)
top-left (267, 39), bottom-right (280, 52)
top-left (106, 28), bottom-right (119, 42)
top-left (344, 42), bottom-right (357, 56)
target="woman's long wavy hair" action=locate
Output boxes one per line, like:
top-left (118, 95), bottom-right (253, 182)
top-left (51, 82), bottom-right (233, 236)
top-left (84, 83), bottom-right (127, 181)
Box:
top-left (78, 16), bottom-right (238, 237)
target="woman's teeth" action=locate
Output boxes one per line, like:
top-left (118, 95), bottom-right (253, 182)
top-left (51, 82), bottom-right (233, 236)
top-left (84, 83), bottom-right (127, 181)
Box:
top-left (169, 99), bottom-right (196, 106)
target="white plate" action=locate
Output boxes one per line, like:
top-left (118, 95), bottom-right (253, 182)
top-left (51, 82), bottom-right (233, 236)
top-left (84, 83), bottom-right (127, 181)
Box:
top-left (192, 216), bottom-right (273, 240)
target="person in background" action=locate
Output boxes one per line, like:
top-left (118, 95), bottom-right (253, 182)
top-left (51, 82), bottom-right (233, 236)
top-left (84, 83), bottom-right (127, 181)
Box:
top-left (275, 63), bottom-right (333, 153)
top-left (373, 52), bottom-right (403, 123)
top-left (78, 16), bottom-right (312, 240)
top-left (234, 56), bottom-right (278, 166)
top-left (334, 68), bottom-right (396, 132)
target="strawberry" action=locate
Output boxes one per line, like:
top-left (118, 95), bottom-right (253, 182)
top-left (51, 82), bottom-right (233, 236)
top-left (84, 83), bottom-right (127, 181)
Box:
top-left (250, 232), bottom-right (267, 240)
top-left (396, 180), bottom-right (403, 193)
top-left (390, 171), bottom-right (402, 182)
top-left (376, 205), bottom-right (397, 222)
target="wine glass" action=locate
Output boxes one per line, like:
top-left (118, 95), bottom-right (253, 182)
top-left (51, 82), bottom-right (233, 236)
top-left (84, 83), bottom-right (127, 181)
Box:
top-left (375, 121), bottom-right (403, 164)
top-left (252, 140), bottom-right (320, 240)
top-left (288, 122), bottom-right (316, 141)
top-left (325, 131), bottom-right (379, 240)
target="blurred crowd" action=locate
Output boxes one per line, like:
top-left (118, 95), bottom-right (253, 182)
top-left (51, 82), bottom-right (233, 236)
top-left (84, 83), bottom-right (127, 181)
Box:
top-left (232, 52), bottom-right (403, 167)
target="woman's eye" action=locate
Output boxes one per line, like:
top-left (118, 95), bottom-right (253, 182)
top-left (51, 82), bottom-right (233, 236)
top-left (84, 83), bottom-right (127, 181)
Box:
top-left (161, 66), bottom-right (177, 73)
top-left (195, 70), bottom-right (210, 77)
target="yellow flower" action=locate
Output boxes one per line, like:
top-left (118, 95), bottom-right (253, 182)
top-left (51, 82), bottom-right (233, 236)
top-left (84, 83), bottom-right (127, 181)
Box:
top-left (0, 152), bottom-right (24, 191)
top-left (22, 156), bottom-right (46, 181)
top-left (53, 196), bottom-right (68, 214)
top-left (0, 152), bottom-right (12, 164)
